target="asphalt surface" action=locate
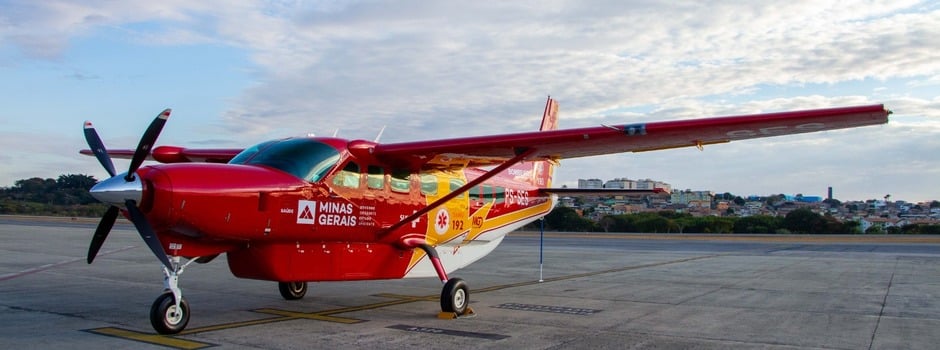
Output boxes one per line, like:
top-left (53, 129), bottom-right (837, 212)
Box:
top-left (2, 218), bottom-right (940, 349)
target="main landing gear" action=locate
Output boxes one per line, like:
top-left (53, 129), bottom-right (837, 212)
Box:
top-left (441, 277), bottom-right (470, 316)
top-left (278, 281), bottom-right (308, 300)
top-left (416, 244), bottom-right (475, 318)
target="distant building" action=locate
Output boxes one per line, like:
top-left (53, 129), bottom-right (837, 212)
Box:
top-left (636, 178), bottom-right (671, 193)
top-left (671, 190), bottom-right (714, 205)
top-left (797, 195), bottom-right (823, 203)
top-left (860, 217), bottom-right (900, 232)
top-left (746, 194), bottom-right (822, 203)
top-left (578, 179), bottom-right (604, 189)
top-left (604, 178), bottom-right (636, 189)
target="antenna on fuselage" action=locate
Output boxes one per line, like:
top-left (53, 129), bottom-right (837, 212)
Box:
top-left (373, 126), bottom-right (387, 142)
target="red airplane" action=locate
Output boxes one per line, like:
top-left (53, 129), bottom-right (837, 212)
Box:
top-left (81, 98), bottom-right (889, 334)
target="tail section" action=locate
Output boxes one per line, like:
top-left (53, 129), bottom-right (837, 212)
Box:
top-left (539, 96), bottom-right (559, 131)
top-left (508, 97), bottom-right (558, 188)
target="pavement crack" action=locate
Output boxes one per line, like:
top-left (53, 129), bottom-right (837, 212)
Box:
top-left (6, 304), bottom-right (92, 321)
top-left (868, 257), bottom-right (898, 350)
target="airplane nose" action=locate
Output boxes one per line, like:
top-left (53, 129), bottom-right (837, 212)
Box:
top-left (90, 172), bottom-right (143, 205)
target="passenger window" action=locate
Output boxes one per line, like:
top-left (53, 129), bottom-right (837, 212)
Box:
top-left (482, 184), bottom-right (495, 203)
top-left (420, 174), bottom-right (437, 196)
top-left (367, 165), bottom-right (384, 190)
top-left (390, 169), bottom-right (411, 193)
top-left (332, 162), bottom-right (361, 188)
top-left (450, 178), bottom-right (466, 198)
top-left (493, 186), bottom-right (505, 204)
top-left (469, 185), bottom-right (483, 203)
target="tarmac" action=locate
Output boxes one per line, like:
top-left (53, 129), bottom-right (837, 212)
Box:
top-left (2, 216), bottom-right (940, 349)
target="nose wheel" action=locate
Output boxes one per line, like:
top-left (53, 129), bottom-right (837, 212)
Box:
top-left (150, 291), bottom-right (190, 334)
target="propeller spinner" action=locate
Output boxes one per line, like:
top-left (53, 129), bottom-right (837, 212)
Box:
top-left (83, 109), bottom-right (173, 270)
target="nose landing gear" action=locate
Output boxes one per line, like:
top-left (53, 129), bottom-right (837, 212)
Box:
top-left (149, 256), bottom-right (198, 334)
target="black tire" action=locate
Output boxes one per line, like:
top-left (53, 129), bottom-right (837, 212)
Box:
top-left (150, 292), bottom-right (190, 335)
top-left (441, 278), bottom-right (469, 314)
top-left (278, 281), bottom-right (308, 300)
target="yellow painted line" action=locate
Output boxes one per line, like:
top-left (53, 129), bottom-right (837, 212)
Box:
top-left (313, 298), bottom-right (427, 315)
top-left (85, 254), bottom-right (719, 349)
top-left (86, 327), bottom-right (213, 350)
top-left (372, 293), bottom-right (437, 301)
top-left (253, 308), bottom-right (364, 324)
top-left (178, 315), bottom-right (299, 334)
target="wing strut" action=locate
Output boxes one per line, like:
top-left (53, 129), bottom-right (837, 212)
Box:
top-left (380, 148), bottom-right (537, 242)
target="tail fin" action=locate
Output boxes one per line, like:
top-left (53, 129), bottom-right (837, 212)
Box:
top-left (508, 97), bottom-right (557, 188)
top-left (539, 96), bottom-right (559, 131)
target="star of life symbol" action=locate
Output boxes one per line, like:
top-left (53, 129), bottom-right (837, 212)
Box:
top-left (297, 200), bottom-right (316, 225)
top-left (434, 208), bottom-right (449, 235)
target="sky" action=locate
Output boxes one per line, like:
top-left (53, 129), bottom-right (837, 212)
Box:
top-left (1, 1), bottom-right (938, 203)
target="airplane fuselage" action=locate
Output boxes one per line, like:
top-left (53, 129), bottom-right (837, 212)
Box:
top-left (134, 137), bottom-right (555, 283)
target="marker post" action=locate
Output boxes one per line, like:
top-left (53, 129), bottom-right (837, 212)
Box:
top-left (539, 218), bottom-right (544, 283)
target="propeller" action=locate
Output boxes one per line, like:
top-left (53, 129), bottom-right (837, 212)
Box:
top-left (86, 205), bottom-right (118, 264)
top-left (84, 109), bottom-right (174, 270)
top-left (126, 109), bottom-right (170, 181)
top-left (83, 121), bottom-right (117, 178)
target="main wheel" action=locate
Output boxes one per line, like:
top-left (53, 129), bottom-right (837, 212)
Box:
top-left (150, 292), bottom-right (190, 335)
top-left (278, 281), bottom-right (308, 300)
top-left (441, 278), bottom-right (469, 315)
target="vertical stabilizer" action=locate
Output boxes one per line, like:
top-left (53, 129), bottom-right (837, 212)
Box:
top-left (507, 97), bottom-right (557, 188)
top-left (540, 96), bottom-right (559, 132)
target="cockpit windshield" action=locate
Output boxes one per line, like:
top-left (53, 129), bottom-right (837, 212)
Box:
top-left (228, 138), bottom-right (341, 182)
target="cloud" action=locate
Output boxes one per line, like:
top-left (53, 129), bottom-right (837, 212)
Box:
top-left (194, 1), bottom-right (939, 141)
top-left (0, 1), bottom-right (230, 59)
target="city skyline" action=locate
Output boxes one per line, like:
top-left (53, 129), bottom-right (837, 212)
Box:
top-left (574, 176), bottom-right (937, 204)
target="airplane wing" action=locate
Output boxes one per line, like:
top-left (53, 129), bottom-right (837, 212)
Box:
top-left (370, 104), bottom-right (889, 169)
top-left (79, 146), bottom-right (243, 163)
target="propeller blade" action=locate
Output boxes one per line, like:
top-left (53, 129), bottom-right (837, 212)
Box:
top-left (83, 121), bottom-right (117, 177)
top-left (87, 205), bottom-right (120, 264)
top-left (125, 109), bottom-right (171, 181)
top-left (125, 199), bottom-right (173, 270)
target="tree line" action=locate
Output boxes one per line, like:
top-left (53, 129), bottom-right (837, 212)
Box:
top-left (0, 174), bottom-right (108, 217)
top-left (540, 206), bottom-right (940, 234)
